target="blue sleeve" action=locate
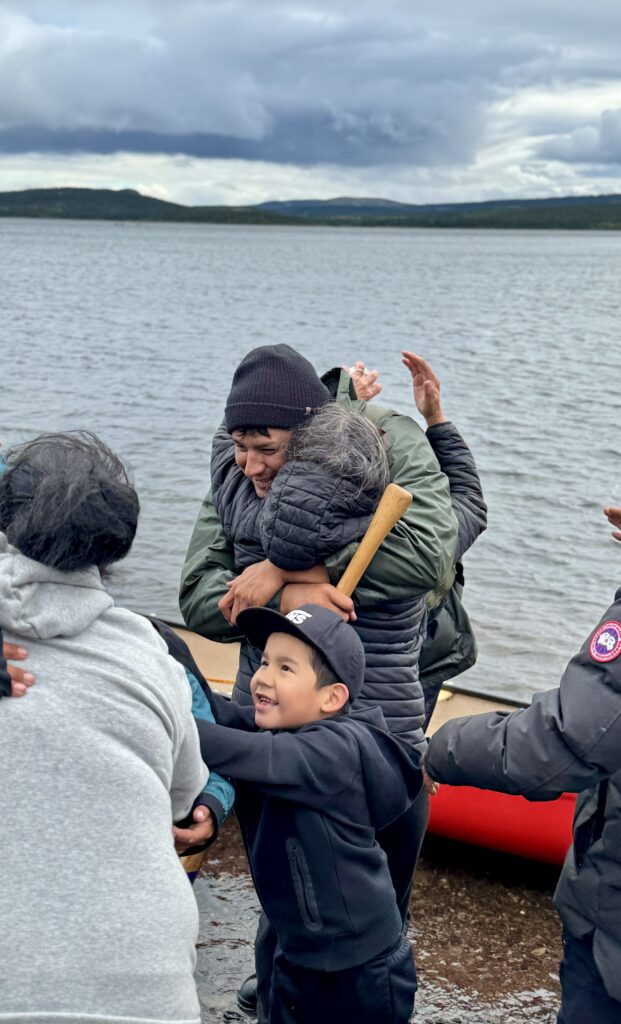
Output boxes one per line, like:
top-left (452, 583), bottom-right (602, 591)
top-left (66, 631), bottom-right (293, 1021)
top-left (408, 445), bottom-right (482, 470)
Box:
top-left (186, 670), bottom-right (236, 818)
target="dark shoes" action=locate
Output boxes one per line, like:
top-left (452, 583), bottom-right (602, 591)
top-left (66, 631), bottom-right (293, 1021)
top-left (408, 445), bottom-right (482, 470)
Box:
top-left (236, 973), bottom-right (258, 1018)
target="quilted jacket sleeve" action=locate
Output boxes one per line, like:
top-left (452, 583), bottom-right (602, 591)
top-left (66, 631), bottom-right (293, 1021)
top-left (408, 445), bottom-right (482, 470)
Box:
top-left (426, 589), bottom-right (621, 798)
top-left (426, 422), bottom-right (487, 562)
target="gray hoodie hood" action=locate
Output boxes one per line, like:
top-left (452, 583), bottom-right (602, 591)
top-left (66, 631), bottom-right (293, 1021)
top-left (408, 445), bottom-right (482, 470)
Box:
top-left (0, 533), bottom-right (113, 639)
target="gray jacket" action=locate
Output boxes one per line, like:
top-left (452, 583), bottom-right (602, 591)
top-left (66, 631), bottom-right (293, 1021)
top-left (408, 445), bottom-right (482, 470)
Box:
top-left (0, 535), bottom-right (207, 1024)
top-left (426, 586), bottom-right (621, 1002)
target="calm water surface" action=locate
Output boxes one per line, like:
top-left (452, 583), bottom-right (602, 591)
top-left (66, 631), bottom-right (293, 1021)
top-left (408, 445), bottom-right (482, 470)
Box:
top-left (1, 218), bottom-right (619, 700)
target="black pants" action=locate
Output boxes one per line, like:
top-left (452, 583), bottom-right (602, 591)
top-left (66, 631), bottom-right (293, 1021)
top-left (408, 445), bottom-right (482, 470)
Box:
top-left (255, 790), bottom-right (429, 1022)
top-left (377, 788), bottom-right (429, 923)
top-left (558, 930), bottom-right (621, 1024)
top-left (269, 937), bottom-right (416, 1024)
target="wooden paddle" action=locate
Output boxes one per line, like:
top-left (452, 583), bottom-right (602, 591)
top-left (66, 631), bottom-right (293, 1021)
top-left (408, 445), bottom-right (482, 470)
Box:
top-left (336, 482), bottom-right (413, 596)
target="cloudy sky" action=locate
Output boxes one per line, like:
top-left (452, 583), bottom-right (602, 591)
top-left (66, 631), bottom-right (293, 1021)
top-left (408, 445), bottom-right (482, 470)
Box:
top-left (1, 0), bottom-right (621, 206)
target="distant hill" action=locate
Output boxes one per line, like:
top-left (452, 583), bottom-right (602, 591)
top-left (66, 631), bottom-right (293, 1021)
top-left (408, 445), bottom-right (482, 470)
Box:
top-left (2, 187), bottom-right (621, 229)
top-left (258, 193), bottom-right (621, 221)
top-left (0, 187), bottom-right (296, 224)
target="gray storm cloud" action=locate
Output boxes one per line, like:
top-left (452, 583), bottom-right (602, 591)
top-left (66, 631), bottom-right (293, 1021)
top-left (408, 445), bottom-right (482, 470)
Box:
top-left (0, 0), bottom-right (620, 172)
top-left (537, 110), bottom-right (621, 166)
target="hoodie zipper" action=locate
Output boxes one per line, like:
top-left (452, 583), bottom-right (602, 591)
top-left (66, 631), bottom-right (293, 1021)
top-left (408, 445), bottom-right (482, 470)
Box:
top-left (287, 839), bottom-right (322, 932)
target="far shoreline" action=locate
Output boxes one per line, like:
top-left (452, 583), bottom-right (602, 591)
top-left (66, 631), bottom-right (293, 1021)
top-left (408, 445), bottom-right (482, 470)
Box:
top-left (2, 186), bottom-right (621, 230)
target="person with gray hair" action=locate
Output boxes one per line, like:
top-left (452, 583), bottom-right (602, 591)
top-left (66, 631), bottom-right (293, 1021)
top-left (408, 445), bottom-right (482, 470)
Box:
top-left (0, 432), bottom-right (208, 1024)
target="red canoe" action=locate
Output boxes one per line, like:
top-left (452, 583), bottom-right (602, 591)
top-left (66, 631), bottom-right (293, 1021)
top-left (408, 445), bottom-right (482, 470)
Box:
top-left (426, 684), bottom-right (575, 865)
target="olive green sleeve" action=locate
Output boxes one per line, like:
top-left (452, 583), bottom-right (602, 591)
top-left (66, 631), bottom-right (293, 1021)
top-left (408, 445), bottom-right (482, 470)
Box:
top-left (324, 409), bottom-right (458, 604)
top-left (179, 490), bottom-right (242, 642)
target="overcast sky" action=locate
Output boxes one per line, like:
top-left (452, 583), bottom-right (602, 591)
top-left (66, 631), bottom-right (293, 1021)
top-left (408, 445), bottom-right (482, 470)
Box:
top-left (1, 0), bottom-right (621, 205)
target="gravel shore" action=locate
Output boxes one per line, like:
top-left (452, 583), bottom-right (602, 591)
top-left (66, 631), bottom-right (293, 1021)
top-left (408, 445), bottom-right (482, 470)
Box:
top-left (195, 817), bottom-right (562, 1023)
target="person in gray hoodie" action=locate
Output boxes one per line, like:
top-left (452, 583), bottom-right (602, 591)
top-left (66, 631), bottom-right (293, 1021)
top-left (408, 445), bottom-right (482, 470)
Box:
top-left (0, 432), bottom-right (208, 1024)
top-left (0, 448), bottom-right (34, 698)
top-left (426, 506), bottom-right (621, 1024)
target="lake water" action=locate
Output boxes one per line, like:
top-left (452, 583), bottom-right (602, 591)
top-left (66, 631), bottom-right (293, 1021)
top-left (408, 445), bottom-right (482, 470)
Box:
top-left (1, 218), bottom-right (619, 701)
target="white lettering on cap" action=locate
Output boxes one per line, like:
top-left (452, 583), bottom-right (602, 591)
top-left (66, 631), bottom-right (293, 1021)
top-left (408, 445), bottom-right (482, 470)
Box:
top-left (286, 609), bottom-right (312, 625)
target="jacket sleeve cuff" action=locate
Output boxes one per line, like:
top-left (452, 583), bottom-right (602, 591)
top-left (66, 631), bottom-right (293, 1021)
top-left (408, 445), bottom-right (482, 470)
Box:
top-left (424, 760), bottom-right (442, 783)
top-left (193, 792), bottom-right (225, 846)
top-left (0, 662), bottom-right (10, 697)
top-left (426, 421), bottom-right (453, 437)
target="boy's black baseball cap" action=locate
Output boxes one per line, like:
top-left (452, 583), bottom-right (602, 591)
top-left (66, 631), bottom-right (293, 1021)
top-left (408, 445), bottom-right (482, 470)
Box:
top-left (236, 603), bottom-right (365, 699)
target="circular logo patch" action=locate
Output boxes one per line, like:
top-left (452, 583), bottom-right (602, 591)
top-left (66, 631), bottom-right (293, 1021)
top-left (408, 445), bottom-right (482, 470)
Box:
top-left (590, 621), bottom-right (621, 663)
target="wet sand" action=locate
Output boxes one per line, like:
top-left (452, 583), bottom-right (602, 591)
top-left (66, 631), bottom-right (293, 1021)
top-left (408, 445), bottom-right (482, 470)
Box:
top-left (195, 817), bottom-right (562, 1023)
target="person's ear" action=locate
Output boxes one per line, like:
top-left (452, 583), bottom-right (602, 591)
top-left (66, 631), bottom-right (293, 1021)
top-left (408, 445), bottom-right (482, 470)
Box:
top-left (319, 682), bottom-right (350, 714)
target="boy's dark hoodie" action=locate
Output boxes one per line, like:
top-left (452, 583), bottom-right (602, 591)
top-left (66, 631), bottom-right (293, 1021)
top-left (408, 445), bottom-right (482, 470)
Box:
top-left (196, 697), bottom-right (422, 971)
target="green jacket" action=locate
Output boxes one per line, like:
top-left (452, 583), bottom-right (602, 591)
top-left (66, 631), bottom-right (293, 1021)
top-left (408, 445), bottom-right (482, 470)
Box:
top-left (180, 368), bottom-right (457, 643)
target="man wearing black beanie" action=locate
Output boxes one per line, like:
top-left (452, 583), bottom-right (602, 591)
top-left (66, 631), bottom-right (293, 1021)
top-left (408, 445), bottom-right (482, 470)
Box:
top-left (224, 344), bottom-right (332, 434)
top-left (181, 343), bottom-right (459, 1021)
top-left (220, 344), bottom-right (335, 505)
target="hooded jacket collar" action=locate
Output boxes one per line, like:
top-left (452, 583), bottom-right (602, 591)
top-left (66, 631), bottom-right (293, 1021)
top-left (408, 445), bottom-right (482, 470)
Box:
top-left (0, 533), bottom-right (113, 639)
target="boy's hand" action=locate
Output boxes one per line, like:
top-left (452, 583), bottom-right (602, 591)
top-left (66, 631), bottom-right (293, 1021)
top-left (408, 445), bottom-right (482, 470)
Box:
top-left (1, 642), bottom-right (35, 697)
top-left (172, 805), bottom-right (216, 852)
top-left (279, 583), bottom-right (356, 622)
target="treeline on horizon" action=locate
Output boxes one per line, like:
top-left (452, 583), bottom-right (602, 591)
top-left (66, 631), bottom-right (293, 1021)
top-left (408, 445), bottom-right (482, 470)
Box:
top-left (2, 186), bottom-right (621, 230)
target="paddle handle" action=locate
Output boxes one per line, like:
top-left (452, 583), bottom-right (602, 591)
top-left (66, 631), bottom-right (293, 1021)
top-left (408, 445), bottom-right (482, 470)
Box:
top-left (336, 483), bottom-right (413, 597)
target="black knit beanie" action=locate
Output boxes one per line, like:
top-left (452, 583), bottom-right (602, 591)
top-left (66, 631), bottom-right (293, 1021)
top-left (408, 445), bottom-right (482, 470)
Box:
top-left (225, 344), bottom-right (331, 432)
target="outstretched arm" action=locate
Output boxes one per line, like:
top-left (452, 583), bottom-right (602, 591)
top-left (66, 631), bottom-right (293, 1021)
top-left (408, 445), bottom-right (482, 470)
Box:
top-left (195, 717), bottom-right (358, 809)
top-left (402, 351), bottom-right (487, 561)
top-left (427, 582), bottom-right (621, 799)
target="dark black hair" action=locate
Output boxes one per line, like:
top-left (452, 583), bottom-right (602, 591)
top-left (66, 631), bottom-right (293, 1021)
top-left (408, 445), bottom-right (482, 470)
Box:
top-left (230, 426), bottom-right (272, 438)
top-left (308, 645), bottom-right (351, 714)
top-left (0, 431), bottom-right (139, 572)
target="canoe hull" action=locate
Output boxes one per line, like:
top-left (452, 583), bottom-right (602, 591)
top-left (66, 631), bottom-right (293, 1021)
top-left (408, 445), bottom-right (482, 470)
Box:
top-left (427, 784), bottom-right (575, 865)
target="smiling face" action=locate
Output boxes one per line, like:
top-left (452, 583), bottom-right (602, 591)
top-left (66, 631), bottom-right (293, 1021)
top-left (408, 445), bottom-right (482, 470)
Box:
top-left (231, 428), bottom-right (291, 497)
top-left (250, 632), bottom-right (348, 730)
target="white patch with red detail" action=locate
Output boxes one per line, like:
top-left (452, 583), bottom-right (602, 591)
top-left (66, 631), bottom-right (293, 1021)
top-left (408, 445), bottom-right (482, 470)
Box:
top-left (590, 622), bottom-right (621, 663)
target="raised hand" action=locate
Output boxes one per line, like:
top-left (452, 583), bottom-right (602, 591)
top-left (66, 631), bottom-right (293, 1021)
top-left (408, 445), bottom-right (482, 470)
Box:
top-left (402, 351), bottom-right (446, 427)
top-left (603, 506), bottom-right (621, 542)
top-left (347, 362), bottom-right (382, 402)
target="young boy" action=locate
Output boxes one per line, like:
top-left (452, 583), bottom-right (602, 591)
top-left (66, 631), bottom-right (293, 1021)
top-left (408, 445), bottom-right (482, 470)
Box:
top-left (196, 603), bottom-right (422, 1024)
